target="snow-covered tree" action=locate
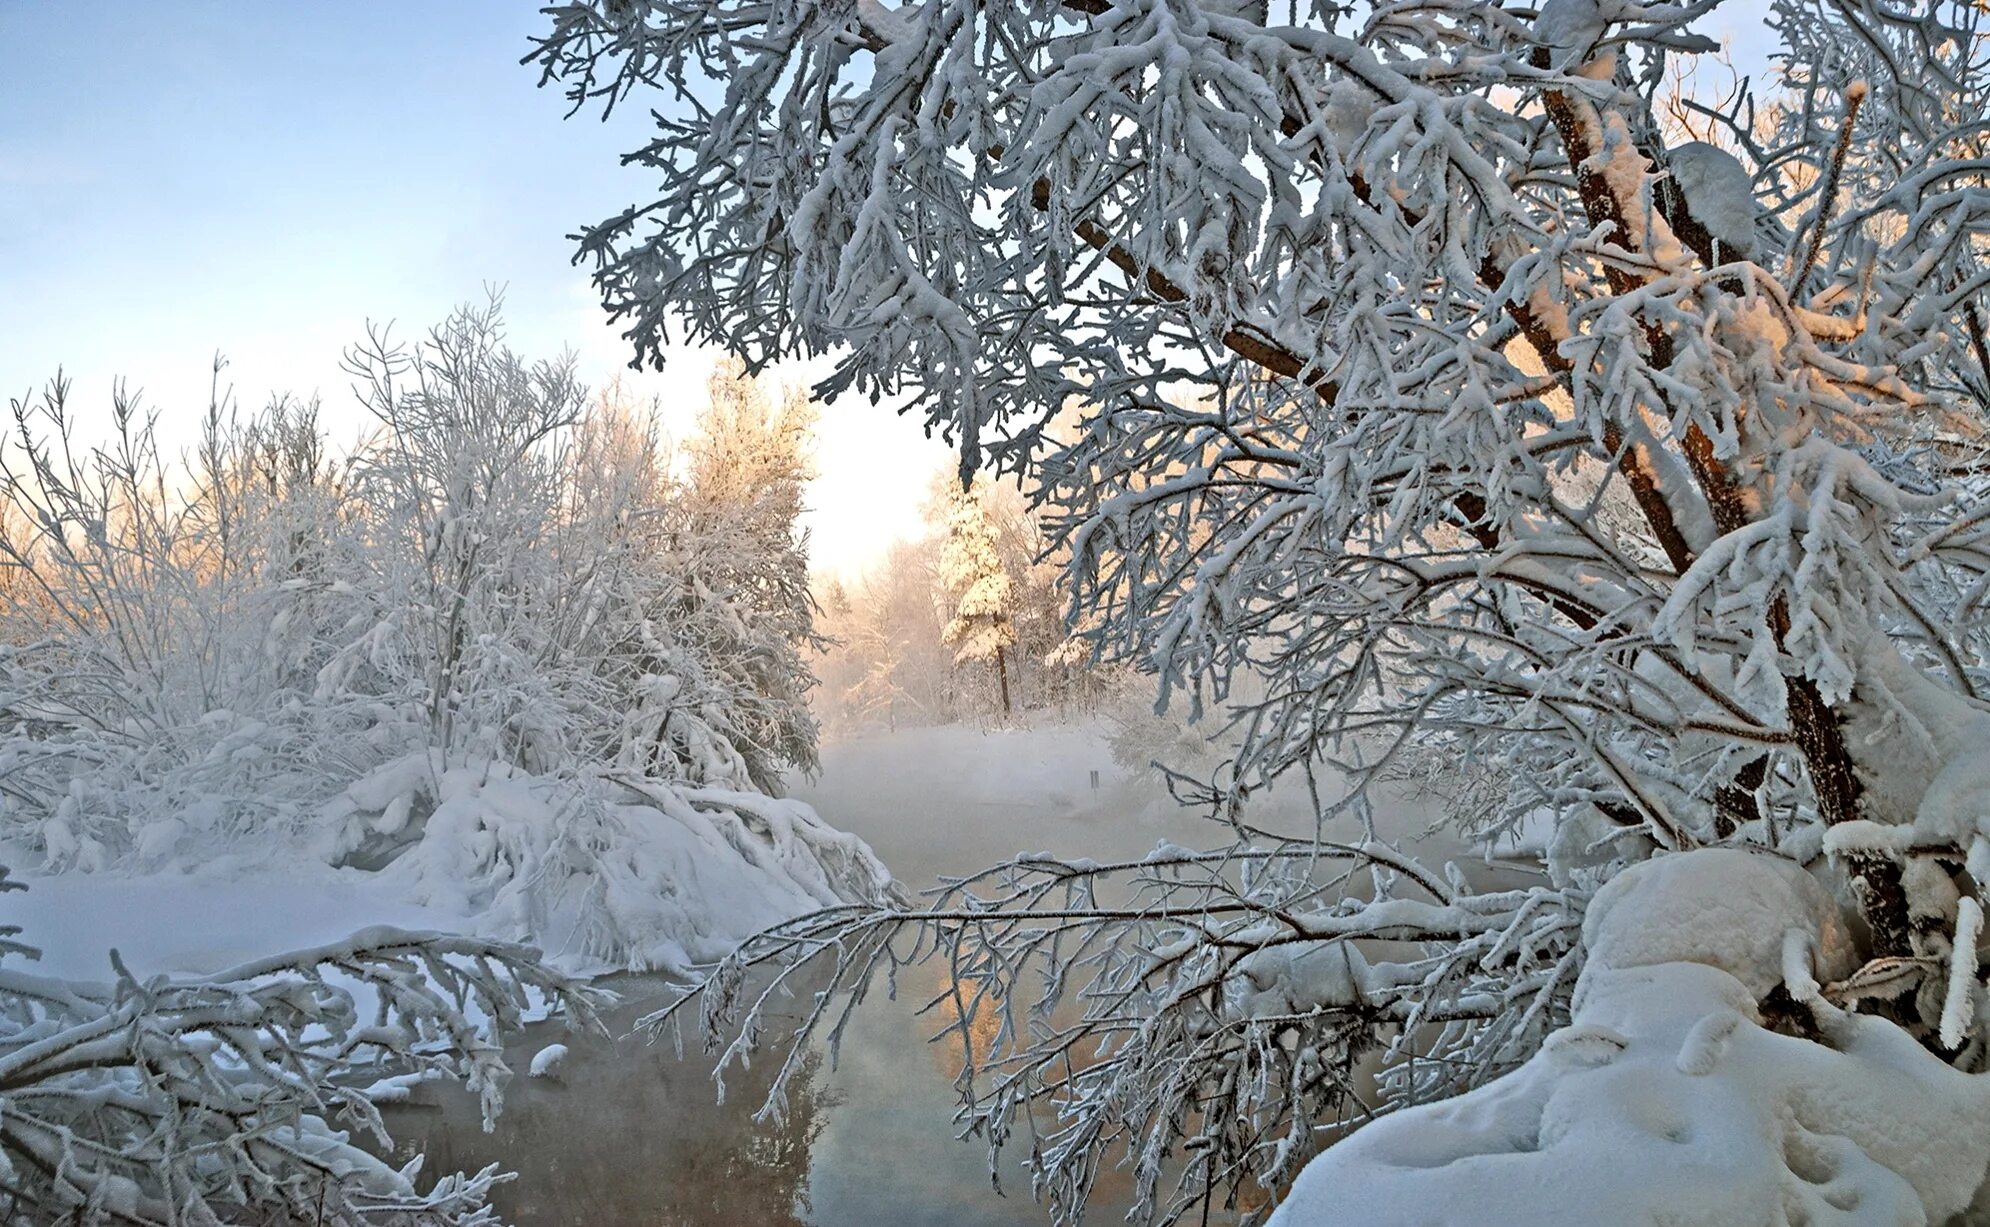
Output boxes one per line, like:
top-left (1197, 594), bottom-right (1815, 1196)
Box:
top-left (1, 304), bottom-right (892, 972)
top-left (813, 572), bottom-right (922, 733)
top-left (535, 0), bottom-right (1990, 1220)
top-left (340, 298), bottom-right (589, 768)
top-left (0, 369), bottom-right (362, 867)
top-left (668, 359), bottom-right (825, 789)
top-left (974, 473), bottom-right (1128, 717)
top-left (813, 536), bottom-right (959, 732)
top-left (813, 474), bottom-right (1116, 734)
top-left (938, 478), bottom-right (1019, 714)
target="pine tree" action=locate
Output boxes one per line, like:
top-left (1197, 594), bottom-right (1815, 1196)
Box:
top-left (938, 479), bottom-right (1017, 715)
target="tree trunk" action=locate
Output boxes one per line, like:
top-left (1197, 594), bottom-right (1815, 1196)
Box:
top-left (996, 645), bottom-right (1012, 715)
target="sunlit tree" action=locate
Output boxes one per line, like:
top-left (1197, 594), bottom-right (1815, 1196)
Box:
top-left (533, 0), bottom-right (1990, 1219)
top-left (672, 359), bottom-right (825, 787)
top-left (938, 478), bottom-right (1019, 714)
top-left (1, 303), bottom-right (890, 972)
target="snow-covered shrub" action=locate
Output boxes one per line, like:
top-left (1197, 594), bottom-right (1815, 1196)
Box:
top-left (1, 375), bottom-right (355, 866)
top-left (532, 0), bottom-right (1990, 1220)
top-left (0, 865), bottom-right (607, 1225)
top-left (1, 302), bottom-right (888, 970)
top-left (321, 752), bottom-right (895, 974)
top-left (333, 325), bottom-right (824, 794)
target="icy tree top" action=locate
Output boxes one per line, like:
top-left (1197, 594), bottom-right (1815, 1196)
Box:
top-left (530, 0), bottom-right (1988, 843)
top-left (529, 0), bottom-right (1985, 460)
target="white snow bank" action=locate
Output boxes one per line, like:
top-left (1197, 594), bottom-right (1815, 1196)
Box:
top-left (12, 753), bottom-right (895, 982)
top-left (1582, 848), bottom-right (1855, 998)
top-left (528, 1043), bottom-right (569, 1079)
top-left (1270, 849), bottom-right (1990, 1226)
top-left (4, 861), bottom-right (466, 981)
top-left (341, 757), bottom-right (895, 974)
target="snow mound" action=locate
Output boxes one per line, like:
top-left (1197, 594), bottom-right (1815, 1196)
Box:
top-left (1270, 849), bottom-right (1990, 1226)
top-left (528, 1043), bottom-right (569, 1079)
top-left (11, 754), bottom-right (896, 984)
top-left (1666, 142), bottom-right (1780, 258)
top-left (323, 754), bottom-right (897, 974)
top-left (1582, 848), bottom-right (1855, 997)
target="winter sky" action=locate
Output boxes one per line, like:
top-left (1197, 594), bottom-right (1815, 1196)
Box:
top-left (0, 1), bottom-right (954, 580)
top-left (1, 0), bottom-right (1772, 577)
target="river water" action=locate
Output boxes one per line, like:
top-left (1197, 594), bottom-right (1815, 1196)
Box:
top-left (382, 724), bottom-right (1456, 1225)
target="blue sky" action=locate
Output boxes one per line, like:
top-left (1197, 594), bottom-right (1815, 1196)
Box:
top-left (0, 2), bottom-right (953, 574)
top-left (1, 3), bottom-right (642, 404)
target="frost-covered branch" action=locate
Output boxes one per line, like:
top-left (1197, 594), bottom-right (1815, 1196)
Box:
top-left (646, 842), bottom-right (1580, 1224)
top-left (531, 0), bottom-right (1990, 1218)
top-left (0, 866), bottom-right (608, 1226)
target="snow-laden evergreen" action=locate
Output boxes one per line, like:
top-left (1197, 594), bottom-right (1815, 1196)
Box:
top-left (531, 0), bottom-right (1990, 1220)
top-left (814, 474), bottom-right (1121, 733)
top-left (939, 479), bottom-right (1021, 713)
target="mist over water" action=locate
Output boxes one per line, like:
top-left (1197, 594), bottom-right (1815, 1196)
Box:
top-left (381, 722), bottom-right (1521, 1224)
top-left (384, 724), bottom-right (1235, 1225)
top-left (793, 725), bottom-right (1239, 1224)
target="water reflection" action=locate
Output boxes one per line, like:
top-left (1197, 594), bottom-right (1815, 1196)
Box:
top-left (384, 977), bottom-right (836, 1224)
top-left (380, 956), bottom-right (1180, 1225)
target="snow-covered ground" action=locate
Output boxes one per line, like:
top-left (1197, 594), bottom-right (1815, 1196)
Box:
top-left (2, 719), bottom-right (1458, 990)
top-left (1271, 849), bottom-right (1990, 1226)
top-left (5, 756), bottom-right (896, 985)
top-left (6, 859), bottom-right (463, 982)
top-left (0, 722), bottom-right (1162, 985)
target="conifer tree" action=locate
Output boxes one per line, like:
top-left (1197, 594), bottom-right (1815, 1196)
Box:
top-left (938, 479), bottom-right (1017, 715)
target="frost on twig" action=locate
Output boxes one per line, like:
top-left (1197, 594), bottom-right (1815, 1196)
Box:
top-left (526, 0), bottom-right (1990, 1219)
top-left (643, 841), bottom-right (1583, 1225)
top-left (0, 866), bottom-right (609, 1226)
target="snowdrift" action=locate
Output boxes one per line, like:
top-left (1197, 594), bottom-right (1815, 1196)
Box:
top-left (321, 753), bottom-right (897, 974)
top-left (9, 755), bottom-right (896, 983)
top-left (1270, 850), bottom-right (1990, 1226)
